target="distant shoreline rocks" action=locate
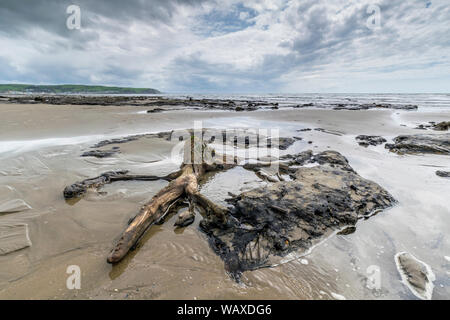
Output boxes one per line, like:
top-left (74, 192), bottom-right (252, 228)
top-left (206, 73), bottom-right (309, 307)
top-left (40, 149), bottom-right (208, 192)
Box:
top-left (385, 133), bottom-right (450, 155)
top-left (0, 95), bottom-right (421, 112)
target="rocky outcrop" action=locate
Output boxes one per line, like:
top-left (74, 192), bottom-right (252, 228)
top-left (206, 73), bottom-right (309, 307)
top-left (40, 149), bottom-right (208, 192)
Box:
top-left (332, 103), bottom-right (418, 111)
top-left (356, 135), bottom-right (387, 147)
top-left (433, 121), bottom-right (450, 131)
top-left (414, 121), bottom-right (450, 131)
top-left (0, 95), bottom-right (420, 112)
top-left (1, 95), bottom-right (278, 111)
top-left (395, 252), bottom-right (435, 300)
top-left (200, 151), bottom-right (396, 278)
top-left (385, 134), bottom-right (450, 155)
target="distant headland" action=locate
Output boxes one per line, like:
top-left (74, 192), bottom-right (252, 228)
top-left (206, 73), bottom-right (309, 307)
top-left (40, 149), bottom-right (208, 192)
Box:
top-left (0, 84), bottom-right (161, 94)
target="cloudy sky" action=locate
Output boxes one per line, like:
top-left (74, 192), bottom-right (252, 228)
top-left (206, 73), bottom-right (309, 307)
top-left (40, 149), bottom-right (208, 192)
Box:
top-left (0, 0), bottom-right (449, 93)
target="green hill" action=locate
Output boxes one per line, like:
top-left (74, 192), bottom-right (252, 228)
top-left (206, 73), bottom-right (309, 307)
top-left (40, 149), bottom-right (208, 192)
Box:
top-left (0, 84), bottom-right (161, 94)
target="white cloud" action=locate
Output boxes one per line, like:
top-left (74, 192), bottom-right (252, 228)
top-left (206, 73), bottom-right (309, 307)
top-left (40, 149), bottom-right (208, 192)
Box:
top-left (0, 0), bottom-right (449, 92)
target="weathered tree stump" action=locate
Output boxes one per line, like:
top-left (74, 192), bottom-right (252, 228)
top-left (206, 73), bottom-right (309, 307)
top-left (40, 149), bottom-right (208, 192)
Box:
top-left (106, 137), bottom-right (232, 263)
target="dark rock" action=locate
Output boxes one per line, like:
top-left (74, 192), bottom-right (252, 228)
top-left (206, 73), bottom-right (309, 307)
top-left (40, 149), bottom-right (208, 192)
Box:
top-left (81, 149), bottom-right (120, 158)
top-left (413, 121), bottom-right (449, 131)
top-left (147, 108), bottom-right (165, 113)
top-left (201, 151), bottom-right (395, 277)
top-left (63, 170), bottom-right (129, 199)
top-left (174, 208), bottom-right (196, 228)
top-left (266, 137), bottom-right (296, 150)
top-left (294, 150), bottom-right (313, 165)
top-left (433, 121), bottom-right (450, 131)
top-left (385, 134), bottom-right (450, 155)
top-left (356, 135), bottom-right (387, 147)
top-left (436, 171), bottom-right (450, 177)
top-left (332, 103), bottom-right (418, 111)
top-left (337, 226), bottom-right (356, 235)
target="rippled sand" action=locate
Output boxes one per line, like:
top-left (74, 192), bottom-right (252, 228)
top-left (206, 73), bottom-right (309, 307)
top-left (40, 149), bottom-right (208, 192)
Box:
top-left (0, 103), bottom-right (449, 299)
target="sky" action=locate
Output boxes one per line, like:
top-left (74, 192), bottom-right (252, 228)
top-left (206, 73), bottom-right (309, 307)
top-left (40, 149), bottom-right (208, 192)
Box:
top-left (0, 0), bottom-right (449, 93)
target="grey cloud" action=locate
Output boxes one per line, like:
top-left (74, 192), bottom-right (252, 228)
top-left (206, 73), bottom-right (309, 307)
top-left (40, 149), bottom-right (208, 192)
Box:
top-left (0, 0), bottom-right (449, 92)
top-left (0, 0), bottom-right (207, 40)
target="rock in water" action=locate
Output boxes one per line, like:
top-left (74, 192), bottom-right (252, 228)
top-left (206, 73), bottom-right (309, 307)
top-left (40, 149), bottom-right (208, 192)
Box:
top-left (385, 134), bottom-right (450, 155)
top-left (174, 208), bottom-right (196, 228)
top-left (200, 151), bottom-right (396, 278)
top-left (395, 252), bottom-right (435, 300)
top-left (0, 224), bottom-right (32, 255)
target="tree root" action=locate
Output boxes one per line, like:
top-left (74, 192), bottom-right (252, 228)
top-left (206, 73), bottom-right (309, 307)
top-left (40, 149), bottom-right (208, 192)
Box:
top-left (63, 136), bottom-right (285, 264)
top-left (106, 138), bottom-right (234, 263)
top-left (63, 170), bottom-right (182, 200)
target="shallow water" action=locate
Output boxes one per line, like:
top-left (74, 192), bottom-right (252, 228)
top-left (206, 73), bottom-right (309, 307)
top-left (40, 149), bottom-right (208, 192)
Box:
top-left (0, 101), bottom-right (449, 300)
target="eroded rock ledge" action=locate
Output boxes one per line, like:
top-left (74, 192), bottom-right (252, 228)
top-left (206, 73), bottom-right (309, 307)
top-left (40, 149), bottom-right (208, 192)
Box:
top-left (385, 134), bottom-right (450, 155)
top-left (200, 151), bottom-right (396, 278)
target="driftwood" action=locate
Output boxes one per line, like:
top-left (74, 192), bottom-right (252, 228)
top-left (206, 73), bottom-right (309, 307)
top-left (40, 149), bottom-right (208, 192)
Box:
top-left (62, 133), bottom-right (305, 265)
top-left (62, 136), bottom-right (244, 263)
top-left (63, 136), bottom-right (294, 264)
top-left (105, 137), bottom-right (233, 263)
top-left (63, 170), bottom-right (180, 199)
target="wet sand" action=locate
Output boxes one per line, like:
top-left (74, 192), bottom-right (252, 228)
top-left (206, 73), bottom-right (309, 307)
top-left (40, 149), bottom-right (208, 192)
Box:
top-left (0, 103), bottom-right (449, 299)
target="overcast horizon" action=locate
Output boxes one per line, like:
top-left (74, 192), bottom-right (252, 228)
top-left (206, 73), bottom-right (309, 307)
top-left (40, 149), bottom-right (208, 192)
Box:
top-left (1, 0), bottom-right (449, 94)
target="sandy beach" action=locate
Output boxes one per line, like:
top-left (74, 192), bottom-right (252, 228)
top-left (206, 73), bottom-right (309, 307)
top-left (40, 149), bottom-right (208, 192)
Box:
top-left (0, 99), bottom-right (449, 300)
